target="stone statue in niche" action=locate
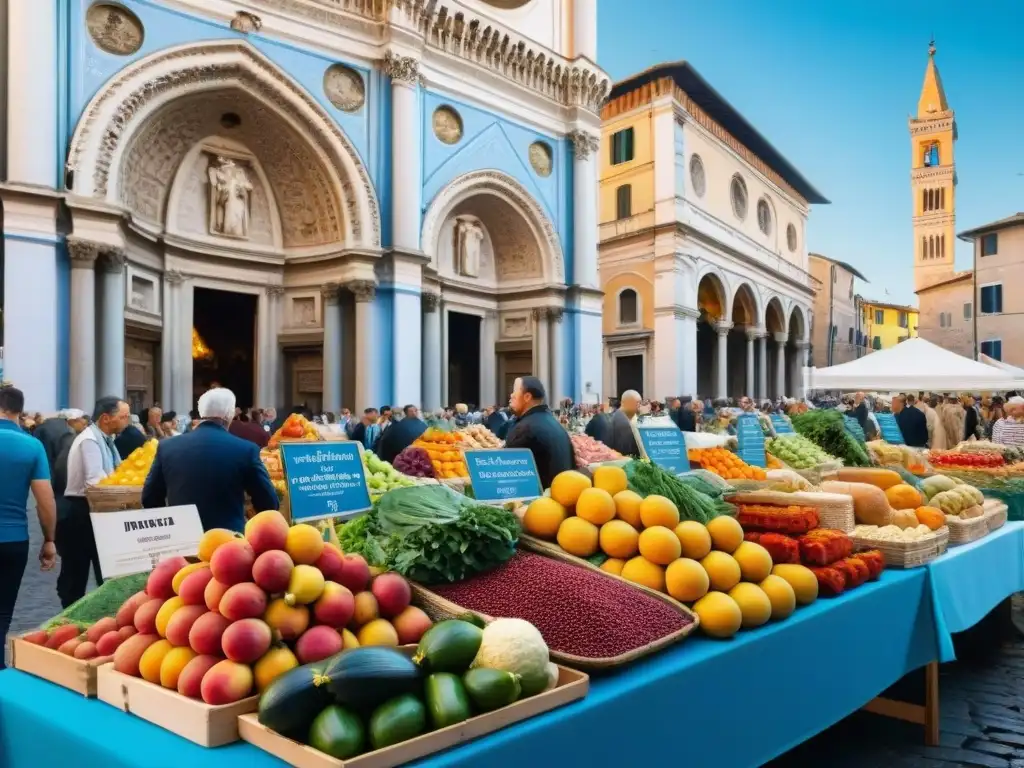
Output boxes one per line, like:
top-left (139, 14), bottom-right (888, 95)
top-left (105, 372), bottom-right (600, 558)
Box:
top-left (454, 216), bottom-right (484, 278)
top-left (208, 156), bottom-right (253, 239)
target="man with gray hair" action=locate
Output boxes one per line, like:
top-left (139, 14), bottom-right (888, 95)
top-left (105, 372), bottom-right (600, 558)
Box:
top-left (993, 396), bottom-right (1024, 447)
top-left (142, 388), bottom-right (278, 532)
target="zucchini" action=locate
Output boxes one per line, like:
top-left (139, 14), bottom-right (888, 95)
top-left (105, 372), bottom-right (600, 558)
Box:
top-left (321, 647), bottom-right (422, 713)
top-left (463, 668), bottom-right (521, 712)
top-left (413, 620), bottom-right (482, 673)
top-left (369, 694), bottom-right (427, 750)
top-left (257, 662), bottom-right (333, 738)
top-left (308, 704), bottom-right (365, 760)
top-left (425, 673), bottom-right (472, 729)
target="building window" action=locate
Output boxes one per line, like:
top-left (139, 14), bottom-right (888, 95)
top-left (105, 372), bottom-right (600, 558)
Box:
top-left (872, 336), bottom-right (881, 350)
top-left (898, 311), bottom-right (908, 329)
top-left (756, 198), bottom-right (772, 235)
top-left (964, 302), bottom-right (972, 320)
top-left (923, 142), bottom-right (939, 167)
top-left (980, 284), bottom-right (1003, 314)
top-left (874, 309), bottom-right (884, 325)
top-left (831, 325), bottom-right (837, 339)
top-left (981, 233), bottom-right (998, 257)
top-left (689, 154), bottom-right (706, 197)
top-left (786, 223), bottom-right (797, 252)
top-left (618, 288), bottom-right (638, 326)
top-left (847, 327), bottom-right (854, 344)
top-left (610, 128), bottom-right (634, 165)
top-left (730, 175), bottom-right (747, 220)
top-left (939, 313), bottom-right (946, 328)
top-left (981, 340), bottom-right (1002, 361)
top-left (615, 184), bottom-right (632, 220)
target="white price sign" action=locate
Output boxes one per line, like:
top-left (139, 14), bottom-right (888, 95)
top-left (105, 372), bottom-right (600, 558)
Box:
top-left (90, 505), bottom-right (205, 578)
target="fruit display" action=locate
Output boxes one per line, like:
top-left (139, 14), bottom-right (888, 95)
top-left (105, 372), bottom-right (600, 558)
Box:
top-left (953, 440), bottom-right (1024, 464)
top-left (413, 428), bottom-right (469, 479)
top-left (930, 451), bottom-right (1005, 470)
top-left (363, 450), bottom-right (417, 499)
top-left (928, 484), bottom-right (985, 519)
top-left (687, 448), bottom-right (767, 481)
top-left (459, 424), bottom-right (503, 449)
top-left (393, 446), bottom-right (436, 478)
top-left (570, 433), bottom-right (621, 469)
top-left (865, 440), bottom-right (905, 466)
top-left (268, 413), bottom-right (320, 449)
top-left (791, 409), bottom-right (872, 467)
top-left (765, 435), bottom-right (835, 470)
top-left (97, 440), bottom-right (158, 487)
top-left (20, 620), bottom-right (122, 660)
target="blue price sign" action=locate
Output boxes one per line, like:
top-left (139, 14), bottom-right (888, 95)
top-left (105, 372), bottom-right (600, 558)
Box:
top-left (770, 414), bottom-right (794, 435)
top-left (463, 449), bottom-right (542, 503)
top-left (843, 415), bottom-right (867, 443)
top-left (636, 426), bottom-right (690, 475)
top-left (280, 442), bottom-right (372, 523)
top-left (736, 413), bottom-right (767, 468)
top-left (875, 412), bottom-right (905, 445)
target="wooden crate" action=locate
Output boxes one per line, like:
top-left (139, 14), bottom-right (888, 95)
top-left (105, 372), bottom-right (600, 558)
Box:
top-left (96, 663), bottom-right (258, 746)
top-left (237, 664), bottom-right (589, 768)
top-left (9, 636), bottom-right (112, 697)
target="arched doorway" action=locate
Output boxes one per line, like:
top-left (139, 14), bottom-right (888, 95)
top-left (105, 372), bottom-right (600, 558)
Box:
top-left (697, 272), bottom-right (728, 400)
top-left (765, 296), bottom-right (787, 399)
top-left (730, 283), bottom-right (759, 398)
top-left (420, 171), bottom-right (566, 410)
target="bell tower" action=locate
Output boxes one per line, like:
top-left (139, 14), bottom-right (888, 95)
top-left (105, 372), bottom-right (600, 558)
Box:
top-left (910, 40), bottom-right (956, 291)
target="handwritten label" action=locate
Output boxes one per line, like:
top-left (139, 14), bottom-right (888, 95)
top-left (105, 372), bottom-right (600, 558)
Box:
top-left (636, 425), bottom-right (690, 475)
top-left (875, 412), bottom-right (905, 445)
top-left (463, 449), bottom-right (542, 503)
top-left (770, 414), bottom-right (794, 435)
top-left (90, 505), bottom-right (204, 578)
top-left (281, 442), bottom-right (372, 523)
top-left (736, 413), bottom-right (767, 468)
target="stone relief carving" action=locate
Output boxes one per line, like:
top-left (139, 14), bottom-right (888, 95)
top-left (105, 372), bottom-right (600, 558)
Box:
top-left (293, 297), bottom-right (317, 324)
top-left (568, 130), bottom-right (600, 160)
top-left (175, 148), bottom-right (274, 245)
top-left (164, 269), bottom-right (186, 284)
top-left (348, 280), bottom-right (377, 303)
top-left (230, 11), bottom-right (263, 33)
top-left (208, 156), bottom-right (253, 239)
top-left (453, 216), bottom-right (484, 278)
top-left (529, 142), bottom-right (552, 177)
top-left (323, 64), bottom-right (365, 112)
top-left (130, 275), bottom-right (155, 312)
top-left (432, 106), bottom-right (463, 145)
top-left (265, 285), bottom-right (285, 297)
top-left (86, 3), bottom-right (144, 56)
top-left (502, 316), bottom-right (529, 338)
top-left (381, 51), bottom-right (419, 85)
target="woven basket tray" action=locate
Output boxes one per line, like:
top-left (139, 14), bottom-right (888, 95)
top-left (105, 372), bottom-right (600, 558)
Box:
top-left (851, 527), bottom-right (949, 568)
top-left (86, 485), bottom-right (142, 512)
top-left (984, 499), bottom-right (1008, 533)
top-left (411, 540), bottom-right (698, 671)
top-left (945, 514), bottom-right (990, 545)
top-left (726, 489), bottom-right (855, 534)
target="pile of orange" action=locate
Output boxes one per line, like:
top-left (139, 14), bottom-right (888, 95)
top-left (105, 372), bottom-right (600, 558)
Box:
top-left (413, 428), bottom-right (469, 479)
top-left (687, 447), bottom-right (766, 481)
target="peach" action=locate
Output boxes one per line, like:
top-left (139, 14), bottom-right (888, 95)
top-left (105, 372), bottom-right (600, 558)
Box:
top-left (391, 606), bottom-right (433, 645)
top-left (263, 598), bottom-right (309, 642)
top-left (252, 550), bottom-right (293, 594)
top-left (204, 578), bottom-right (231, 612)
top-left (73, 641), bottom-right (99, 660)
top-left (210, 540), bottom-right (255, 585)
top-left (85, 617), bottom-right (118, 644)
top-left (295, 626), bottom-right (343, 664)
top-left (133, 598), bottom-right (166, 635)
top-left (95, 630), bottom-right (124, 657)
top-left (117, 625), bottom-right (138, 641)
top-left (164, 604), bottom-right (208, 648)
top-left (200, 659), bottom-right (254, 705)
top-left (58, 637), bottom-right (84, 656)
top-left (155, 596), bottom-right (185, 637)
top-left (45, 624), bottom-right (81, 649)
top-left (253, 645), bottom-right (299, 692)
top-left (178, 567), bottom-right (215, 606)
top-left (116, 591), bottom-right (149, 628)
top-left (314, 543), bottom-right (345, 582)
top-left (313, 582), bottom-right (355, 628)
top-left (245, 510), bottom-right (289, 554)
top-left (371, 573), bottom-right (411, 618)
top-left (171, 562), bottom-right (210, 594)
top-left (219, 582), bottom-right (268, 621)
top-left (221, 618), bottom-right (272, 664)
top-left (176, 654), bottom-right (222, 699)
top-left (198, 528), bottom-right (240, 563)
top-left (188, 611), bottom-right (231, 656)
top-left (113, 633), bottom-right (160, 676)
top-left (337, 554), bottom-right (371, 594)
top-left (285, 524), bottom-right (324, 565)
top-left (139, 639), bottom-right (174, 684)
top-left (357, 618), bottom-right (399, 647)
top-left (22, 630), bottom-right (48, 645)
top-left (146, 556), bottom-right (189, 599)
top-left (158, 646), bottom-right (197, 690)
top-left (351, 592), bottom-right (379, 628)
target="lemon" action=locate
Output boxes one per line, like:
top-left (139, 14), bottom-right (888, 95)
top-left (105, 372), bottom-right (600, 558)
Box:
top-left (575, 488), bottom-right (616, 526)
top-left (706, 515), bottom-right (744, 554)
top-left (639, 495), bottom-right (680, 529)
top-left (556, 517), bottom-right (599, 557)
top-left (599, 520), bottom-right (640, 559)
top-left (638, 525), bottom-right (682, 566)
top-left (613, 490), bottom-right (644, 528)
top-left (674, 520), bottom-right (712, 559)
top-left (620, 556), bottom-right (666, 592)
top-left (665, 558), bottom-right (710, 603)
top-left (592, 465), bottom-right (628, 496)
top-left (700, 551), bottom-right (741, 592)
top-left (523, 497), bottom-right (567, 540)
top-left (550, 471), bottom-right (591, 509)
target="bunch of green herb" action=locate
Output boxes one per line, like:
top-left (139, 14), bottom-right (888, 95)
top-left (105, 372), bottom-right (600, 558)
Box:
top-left (625, 459), bottom-right (721, 522)
top-left (791, 410), bottom-right (871, 467)
top-left (44, 572), bottom-right (149, 630)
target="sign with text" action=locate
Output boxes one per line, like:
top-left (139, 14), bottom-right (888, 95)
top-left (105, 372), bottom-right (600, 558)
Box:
top-left (770, 414), bottom-right (795, 435)
top-left (635, 424), bottom-right (690, 475)
top-left (875, 412), bottom-right (905, 445)
top-left (90, 505), bottom-right (204, 579)
top-left (463, 449), bottom-right (542, 503)
top-left (843, 415), bottom-right (867, 443)
top-left (281, 441), bottom-right (372, 523)
top-left (736, 413), bottom-right (767, 468)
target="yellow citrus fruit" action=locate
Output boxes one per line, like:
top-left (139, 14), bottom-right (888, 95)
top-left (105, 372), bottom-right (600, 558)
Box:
top-left (706, 515), bottom-right (744, 554)
top-left (522, 497), bottom-right (568, 540)
top-left (732, 541), bottom-right (773, 583)
top-left (728, 582), bottom-right (772, 629)
top-left (759, 574), bottom-right (796, 621)
top-left (693, 591), bottom-right (743, 639)
top-left (575, 487), bottom-right (616, 526)
top-left (639, 495), bottom-right (680, 529)
top-left (665, 558), bottom-right (710, 603)
top-left (613, 490), bottom-right (644, 528)
top-left (550, 471), bottom-right (591, 508)
top-left (592, 465), bottom-right (628, 496)
top-left (600, 557), bottom-right (626, 576)
top-left (674, 520), bottom-right (712, 560)
top-left (637, 525), bottom-right (682, 565)
top-left (700, 551), bottom-right (741, 592)
top-left (771, 564), bottom-right (818, 605)
top-left (599, 520), bottom-right (639, 559)
top-left (556, 517), bottom-right (599, 557)
top-left (620, 556), bottom-right (666, 592)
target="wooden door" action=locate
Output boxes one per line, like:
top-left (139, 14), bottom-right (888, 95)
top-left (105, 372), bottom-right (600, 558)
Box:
top-left (125, 337), bottom-right (155, 412)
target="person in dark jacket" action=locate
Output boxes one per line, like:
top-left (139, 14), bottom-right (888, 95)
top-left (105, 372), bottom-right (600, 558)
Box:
top-left (893, 395), bottom-right (929, 448)
top-left (142, 388), bottom-right (278, 532)
top-left (377, 405), bottom-right (427, 463)
top-left (670, 397), bottom-right (697, 433)
top-left (504, 377), bottom-right (575, 489)
top-left (34, 410), bottom-right (86, 472)
top-left (851, 392), bottom-right (871, 435)
top-left (963, 395), bottom-right (980, 441)
top-left (229, 411), bottom-right (270, 448)
top-left (605, 390), bottom-right (641, 457)
top-left (585, 407), bottom-right (612, 444)
top-left (115, 418), bottom-right (148, 460)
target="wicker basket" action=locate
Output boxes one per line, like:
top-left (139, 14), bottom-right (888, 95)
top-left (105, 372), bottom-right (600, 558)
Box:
top-left (85, 485), bottom-right (142, 512)
top-left (851, 526), bottom-right (949, 568)
top-left (945, 514), bottom-right (990, 545)
top-left (411, 540), bottom-right (698, 671)
top-left (984, 499), bottom-right (1008, 533)
top-left (726, 489), bottom-right (855, 534)
top-left (439, 477), bottom-right (470, 493)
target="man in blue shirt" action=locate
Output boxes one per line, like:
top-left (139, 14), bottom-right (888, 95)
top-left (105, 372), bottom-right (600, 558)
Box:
top-left (0, 386), bottom-right (57, 667)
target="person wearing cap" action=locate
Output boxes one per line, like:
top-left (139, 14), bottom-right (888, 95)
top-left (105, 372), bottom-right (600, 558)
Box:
top-left (142, 388), bottom-right (278, 532)
top-left (34, 408), bottom-right (88, 472)
top-left (504, 376), bottom-right (576, 489)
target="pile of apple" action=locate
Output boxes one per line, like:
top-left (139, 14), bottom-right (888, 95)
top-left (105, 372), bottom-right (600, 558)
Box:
top-left (31, 510), bottom-right (433, 706)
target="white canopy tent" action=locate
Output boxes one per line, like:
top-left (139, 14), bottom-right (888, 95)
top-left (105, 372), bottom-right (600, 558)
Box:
top-left (980, 354), bottom-right (1024, 378)
top-left (805, 337), bottom-right (1024, 392)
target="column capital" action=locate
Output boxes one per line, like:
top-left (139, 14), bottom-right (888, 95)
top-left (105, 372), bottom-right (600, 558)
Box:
top-left (746, 326), bottom-right (766, 341)
top-left (67, 237), bottom-right (100, 268)
top-left (266, 285), bottom-right (285, 298)
top-left (164, 269), bottom-right (186, 285)
top-left (99, 247), bottom-right (127, 273)
top-left (548, 307), bottom-right (565, 323)
top-left (321, 282), bottom-right (341, 305)
top-left (568, 129), bottom-right (600, 160)
top-left (382, 50), bottom-right (420, 85)
top-left (422, 291), bottom-right (441, 312)
top-left (348, 279), bottom-right (377, 303)
top-left (773, 332), bottom-right (790, 344)
top-left (715, 320), bottom-right (733, 335)
top-left (532, 307), bottom-right (550, 322)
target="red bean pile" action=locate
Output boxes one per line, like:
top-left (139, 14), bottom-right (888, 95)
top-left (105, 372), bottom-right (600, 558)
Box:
top-left (431, 551), bottom-right (693, 659)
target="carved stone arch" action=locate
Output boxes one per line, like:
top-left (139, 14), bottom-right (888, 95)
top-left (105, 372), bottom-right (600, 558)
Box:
top-left (764, 294), bottom-right (787, 333)
top-left (65, 39), bottom-right (380, 247)
top-left (730, 280), bottom-right (762, 327)
top-left (420, 170), bottom-right (565, 285)
top-left (696, 265), bottom-right (730, 322)
top-left (788, 303), bottom-right (809, 342)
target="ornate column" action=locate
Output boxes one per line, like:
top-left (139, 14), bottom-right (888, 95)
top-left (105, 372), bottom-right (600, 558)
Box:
top-left (479, 310), bottom-right (498, 408)
top-left (256, 285), bottom-right (283, 409)
top-left (774, 332), bottom-right (789, 398)
top-left (549, 308), bottom-right (565, 403)
top-left (422, 292), bottom-right (442, 412)
top-left (67, 238), bottom-right (98, 408)
top-left (160, 270), bottom-right (183, 409)
top-left (745, 327), bottom-right (758, 400)
top-left (793, 341), bottom-right (809, 401)
top-left (350, 281), bottom-right (377, 411)
top-left (98, 248), bottom-right (126, 399)
top-left (267, 286), bottom-right (285, 407)
top-left (321, 283), bottom-right (342, 414)
top-left (383, 51), bottom-right (422, 253)
top-left (757, 333), bottom-right (768, 402)
top-left (533, 308), bottom-right (551, 396)
top-left (175, 276), bottom-right (194, 414)
top-left (715, 320), bottom-right (732, 400)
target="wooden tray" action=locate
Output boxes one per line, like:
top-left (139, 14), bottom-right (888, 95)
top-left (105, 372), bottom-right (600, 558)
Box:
top-left (8, 636), bottom-right (112, 697)
top-left (945, 514), bottom-right (990, 545)
top-left (238, 663), bottom-right (587, 768)
top-left (851, 526), bottom-right (949, 568)
top-left (86, 484), bottom-right (142, 512)
top-left (412, 539), bottom-right (698, 671)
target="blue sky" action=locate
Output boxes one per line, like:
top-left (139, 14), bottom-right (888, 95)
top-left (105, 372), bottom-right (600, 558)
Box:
top-left (597, 0), bottom-right (1024, 305)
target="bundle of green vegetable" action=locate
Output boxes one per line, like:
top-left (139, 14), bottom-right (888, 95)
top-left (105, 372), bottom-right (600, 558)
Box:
top-left (790, 409), bottom-right (871, 467)
top-left (624, 460), bottom-right (729, 522)
top-left (44, 572), bottom-right (149, 630)
top-left (336, 485), bottom-right (520, 585)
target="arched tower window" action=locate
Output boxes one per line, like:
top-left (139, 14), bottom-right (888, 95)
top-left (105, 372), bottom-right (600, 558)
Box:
top-left (921, 236), bottom-right (926, 260)
top-left (923, 142), bottom-right (939, 167)
top-left (618, 288), bottom-right (638, 326)
top-left (940, 188), bottom-right (945, 210)
top-left (940, 234), bottom-right (945, 260)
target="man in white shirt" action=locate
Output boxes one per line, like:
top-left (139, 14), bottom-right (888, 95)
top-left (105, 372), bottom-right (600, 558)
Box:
top-left (993, 397), bottom-right (1024, 447)
top-left (58, 396), bottom-right (130, 607)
